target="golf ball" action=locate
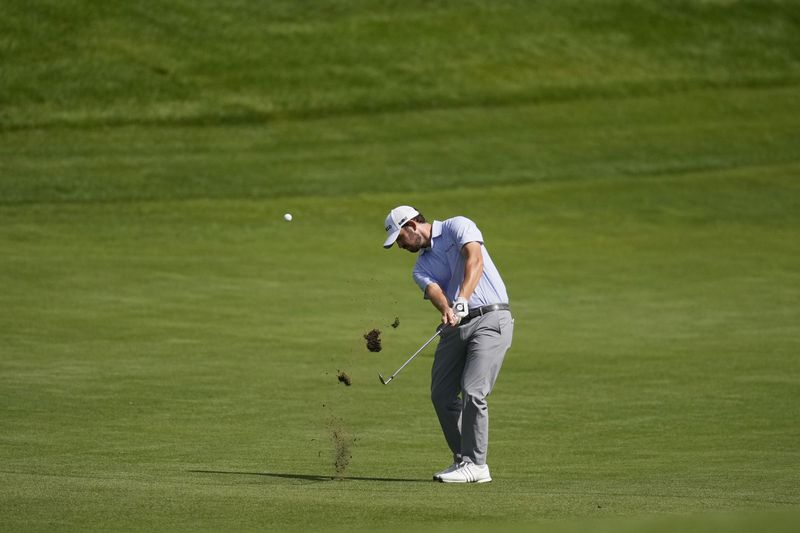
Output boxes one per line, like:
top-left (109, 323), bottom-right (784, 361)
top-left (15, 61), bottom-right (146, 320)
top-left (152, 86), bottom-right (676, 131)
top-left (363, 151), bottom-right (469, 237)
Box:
top-left (283, 213), bottom-right (293, 222)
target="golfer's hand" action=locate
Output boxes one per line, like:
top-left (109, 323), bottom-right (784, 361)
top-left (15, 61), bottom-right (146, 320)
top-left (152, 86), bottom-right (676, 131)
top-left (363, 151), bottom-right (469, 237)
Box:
top-left (442, 298), bottom-right (467, 327)
top-left (442, 308), bottom-right (460, 327)
top-left (453, 297), bottom-right (469, 320)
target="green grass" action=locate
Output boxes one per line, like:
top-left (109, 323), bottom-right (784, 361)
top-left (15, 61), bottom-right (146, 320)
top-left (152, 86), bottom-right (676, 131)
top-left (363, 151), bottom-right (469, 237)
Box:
top-left (2, 1), bottom-right (800, 531)
top-left (2, 0), bottom-right (800, 129)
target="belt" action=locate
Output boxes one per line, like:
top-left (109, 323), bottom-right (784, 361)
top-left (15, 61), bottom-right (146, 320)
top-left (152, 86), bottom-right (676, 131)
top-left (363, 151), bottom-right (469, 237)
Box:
top-left (462, 303), bottom-right (510, 323)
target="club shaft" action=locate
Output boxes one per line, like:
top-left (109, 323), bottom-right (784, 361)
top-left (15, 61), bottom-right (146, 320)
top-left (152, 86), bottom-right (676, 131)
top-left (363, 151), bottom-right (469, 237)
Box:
top-left (384, 327), bottom-right (442, 382)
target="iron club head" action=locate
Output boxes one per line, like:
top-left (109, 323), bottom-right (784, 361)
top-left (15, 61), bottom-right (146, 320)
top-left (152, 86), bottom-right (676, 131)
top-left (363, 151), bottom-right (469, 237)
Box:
top-left (378, 373), bottom-right (391, 385)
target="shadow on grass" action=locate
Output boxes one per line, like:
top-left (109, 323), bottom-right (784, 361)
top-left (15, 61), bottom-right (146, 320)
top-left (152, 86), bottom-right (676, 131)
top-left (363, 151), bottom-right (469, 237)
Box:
top-left (189, 469), bottom-right (428, 483)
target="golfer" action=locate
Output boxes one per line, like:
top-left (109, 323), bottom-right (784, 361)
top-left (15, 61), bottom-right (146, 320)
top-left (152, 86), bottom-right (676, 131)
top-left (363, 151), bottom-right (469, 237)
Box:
top-left (382, 205), bottom-right (514, 483)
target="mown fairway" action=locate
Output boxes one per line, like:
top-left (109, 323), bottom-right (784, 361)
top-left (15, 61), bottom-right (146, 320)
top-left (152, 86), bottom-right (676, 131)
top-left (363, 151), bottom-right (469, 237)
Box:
top-left (1, 1), bottom-right (799, 531)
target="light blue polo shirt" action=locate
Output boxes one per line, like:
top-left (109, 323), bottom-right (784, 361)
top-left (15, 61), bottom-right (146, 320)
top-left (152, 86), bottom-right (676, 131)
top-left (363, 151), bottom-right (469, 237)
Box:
top-left (412, 217), bottom-right (509, 307)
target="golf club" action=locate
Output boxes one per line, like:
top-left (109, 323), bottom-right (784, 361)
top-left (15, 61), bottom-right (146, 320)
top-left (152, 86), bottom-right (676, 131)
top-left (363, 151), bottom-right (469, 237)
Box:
top-left (378, 325), bottom-right (444, 385)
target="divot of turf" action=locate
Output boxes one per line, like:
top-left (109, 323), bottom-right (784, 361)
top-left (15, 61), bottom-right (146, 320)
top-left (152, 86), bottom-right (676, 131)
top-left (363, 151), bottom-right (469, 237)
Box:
top-left (337, 370), bottom-right (352, 386)
top-left (363, 329), bottom-right (382, 352)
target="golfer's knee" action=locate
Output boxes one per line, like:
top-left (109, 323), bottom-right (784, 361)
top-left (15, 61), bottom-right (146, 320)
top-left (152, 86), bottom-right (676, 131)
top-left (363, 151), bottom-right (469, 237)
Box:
top-left (463, 391), bottom-right (488, 412)
top-left (431, 388), bottom-right (455, 411)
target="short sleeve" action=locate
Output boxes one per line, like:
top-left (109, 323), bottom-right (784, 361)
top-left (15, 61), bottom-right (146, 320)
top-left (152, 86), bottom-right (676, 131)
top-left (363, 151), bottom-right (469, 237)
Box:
top-left (412, 263), bottom-right (436, 296)
top-left (450, 216), bottom-right (483, 247)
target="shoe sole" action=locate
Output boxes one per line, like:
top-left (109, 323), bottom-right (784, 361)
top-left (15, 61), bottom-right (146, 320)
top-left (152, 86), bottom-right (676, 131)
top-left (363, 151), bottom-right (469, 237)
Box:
top-left (438, 477), bottom-right (492, 484)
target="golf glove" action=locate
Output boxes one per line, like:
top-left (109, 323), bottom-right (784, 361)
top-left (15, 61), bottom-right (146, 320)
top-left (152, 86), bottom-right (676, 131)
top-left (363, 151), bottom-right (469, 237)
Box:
top-left (453, 297), bottom-right (469, 320)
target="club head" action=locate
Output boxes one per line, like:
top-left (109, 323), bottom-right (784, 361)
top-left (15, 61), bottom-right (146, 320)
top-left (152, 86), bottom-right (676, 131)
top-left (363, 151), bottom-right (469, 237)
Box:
top-left (378, 373), bottom-right (392, 385)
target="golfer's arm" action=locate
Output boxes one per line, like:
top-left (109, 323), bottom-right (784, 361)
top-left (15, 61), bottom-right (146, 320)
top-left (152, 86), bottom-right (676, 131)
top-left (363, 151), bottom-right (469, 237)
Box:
top-left (458, 242), bottom-right (484, 301)
top-left (425, 283), bottom-right (452, 316)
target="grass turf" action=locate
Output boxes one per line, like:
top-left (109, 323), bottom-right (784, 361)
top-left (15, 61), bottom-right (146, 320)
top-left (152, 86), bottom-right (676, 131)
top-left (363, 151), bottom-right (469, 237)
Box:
top-left (1, 1), bottom-right (799, 531)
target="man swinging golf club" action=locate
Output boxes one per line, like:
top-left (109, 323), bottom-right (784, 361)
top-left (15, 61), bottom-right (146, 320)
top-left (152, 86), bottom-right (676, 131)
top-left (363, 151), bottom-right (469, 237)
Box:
top-left (383, 206), bottom-right (514, 483)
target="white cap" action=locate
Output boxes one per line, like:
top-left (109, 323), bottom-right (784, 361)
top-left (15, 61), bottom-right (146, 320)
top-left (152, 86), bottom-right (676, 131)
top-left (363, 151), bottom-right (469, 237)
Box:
top-left (382, 205), bottom-right (419, 249)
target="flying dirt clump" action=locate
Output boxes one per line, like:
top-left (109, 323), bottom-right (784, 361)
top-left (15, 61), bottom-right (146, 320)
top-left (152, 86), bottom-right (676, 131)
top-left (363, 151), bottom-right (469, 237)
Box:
top-left (363, 329), bottom-right (382, 352)
top-left (337, 370), bottom-right (352, 386)
top-left (391, 317), bottom-right (400, 329)
top-left (328, 416), bottom-right (353, 479)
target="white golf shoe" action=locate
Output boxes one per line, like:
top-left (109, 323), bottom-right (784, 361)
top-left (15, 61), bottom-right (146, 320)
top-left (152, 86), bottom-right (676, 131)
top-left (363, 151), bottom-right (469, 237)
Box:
top-left (437, 461), bottom-right (492, 483)
top-left (432, 462), bottom-right (461, 481)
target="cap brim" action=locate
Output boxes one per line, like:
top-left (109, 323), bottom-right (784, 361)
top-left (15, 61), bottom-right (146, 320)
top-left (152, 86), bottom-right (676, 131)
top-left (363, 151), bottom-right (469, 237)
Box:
top-left (383, 229), bottom-right (400, 249)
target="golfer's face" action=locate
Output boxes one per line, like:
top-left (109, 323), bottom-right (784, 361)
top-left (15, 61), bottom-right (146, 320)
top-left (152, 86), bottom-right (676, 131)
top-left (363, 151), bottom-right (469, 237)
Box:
top-left (397, 225), bottom-right (423, 252)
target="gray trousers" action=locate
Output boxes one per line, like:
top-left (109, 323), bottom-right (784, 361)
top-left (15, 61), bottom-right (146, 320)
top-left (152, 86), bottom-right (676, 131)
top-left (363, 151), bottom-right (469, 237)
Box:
top-left (431, 309), bottom-right (514, 466)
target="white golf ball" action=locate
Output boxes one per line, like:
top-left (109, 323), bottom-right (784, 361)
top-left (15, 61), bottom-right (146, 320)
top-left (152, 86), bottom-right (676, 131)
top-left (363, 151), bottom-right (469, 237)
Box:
top-left (283, 213), bottom-right (293, 222)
